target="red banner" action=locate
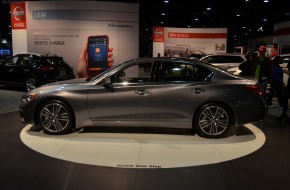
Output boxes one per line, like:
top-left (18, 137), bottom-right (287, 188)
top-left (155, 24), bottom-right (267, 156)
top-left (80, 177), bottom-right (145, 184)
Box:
top-left (153, 27), bottom-right (164, 42)
top-left (10, 2), bottom-right (26, 29)
top-left (168, 32), bottom-right (227, 39)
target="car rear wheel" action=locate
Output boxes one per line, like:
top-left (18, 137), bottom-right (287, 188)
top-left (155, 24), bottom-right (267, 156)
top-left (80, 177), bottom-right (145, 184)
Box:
top-left (25, 77), bottom-right (38, 91)
top-left (37, 100), bottom-right (74, 135)
top-left (194, 103), bottom-right (232, 138)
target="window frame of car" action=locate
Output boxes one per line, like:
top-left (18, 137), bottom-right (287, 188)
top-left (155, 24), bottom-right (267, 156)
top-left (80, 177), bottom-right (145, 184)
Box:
top-left (3, 55), bottom-right (20, 66)
top-left (108, 60), bottom-right (155, 84)
top-left (96, 59), bottom-right (214, 87)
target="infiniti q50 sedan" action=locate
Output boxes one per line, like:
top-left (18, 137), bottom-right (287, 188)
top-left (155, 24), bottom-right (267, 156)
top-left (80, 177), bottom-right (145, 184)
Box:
top-left (19, 57), bottom-right (266, 138)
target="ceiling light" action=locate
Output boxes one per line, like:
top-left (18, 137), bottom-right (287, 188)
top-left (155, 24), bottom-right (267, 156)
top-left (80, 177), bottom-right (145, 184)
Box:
top-left (206, 7), bottom-right (211, 11)
top-left (162, 13), bottom-right (165, 16)
top-left (263, 0), bottom-right (269, 2)
top-left (195, 18), bottom-right (199, 21)
top-left (236, 14), bottom-right (241, 17)
top-left (164, 0), bottom-right (169, 3)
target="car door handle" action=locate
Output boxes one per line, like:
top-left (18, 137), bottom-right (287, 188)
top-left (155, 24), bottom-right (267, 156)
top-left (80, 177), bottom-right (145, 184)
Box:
top-left (135, 90), bottom-right (150, 96)
top-left (192, 88), bottom-right (205, 94)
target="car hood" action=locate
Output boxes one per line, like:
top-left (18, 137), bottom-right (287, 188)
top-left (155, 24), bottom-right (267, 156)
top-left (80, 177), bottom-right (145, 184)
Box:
top-left (30, 78), bottom-right (93, 94)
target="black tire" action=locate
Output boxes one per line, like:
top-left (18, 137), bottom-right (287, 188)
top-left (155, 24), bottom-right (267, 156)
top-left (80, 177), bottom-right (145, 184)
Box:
top-left (25, 77), bottom-right (39, 91)
top-left (37, 100), bottom-right (75, 135)
top-left (194, 103), bottom-right (232, 138)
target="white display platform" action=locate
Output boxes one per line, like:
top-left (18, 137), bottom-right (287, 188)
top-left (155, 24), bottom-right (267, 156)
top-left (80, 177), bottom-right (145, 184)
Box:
top-left (20, 124), bottom-right (265, 168)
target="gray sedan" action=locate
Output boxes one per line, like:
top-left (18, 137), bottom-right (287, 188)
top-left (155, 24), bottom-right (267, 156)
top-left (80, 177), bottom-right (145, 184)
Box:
top-left (19, 57), bottom-right (266, 138)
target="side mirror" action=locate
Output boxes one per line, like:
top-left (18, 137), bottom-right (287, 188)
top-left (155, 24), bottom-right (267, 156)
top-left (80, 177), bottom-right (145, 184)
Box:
top-left (102, 77), bottom-right (111, 86)
top-left (102, 77), bottom-right (114, 92)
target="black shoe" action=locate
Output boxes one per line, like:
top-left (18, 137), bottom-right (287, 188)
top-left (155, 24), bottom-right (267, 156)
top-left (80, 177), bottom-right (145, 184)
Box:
top-left (276, 114), bottom-right (288, 121)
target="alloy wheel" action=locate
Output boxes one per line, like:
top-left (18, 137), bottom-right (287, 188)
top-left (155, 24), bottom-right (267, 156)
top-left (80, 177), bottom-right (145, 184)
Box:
top-left (198, 105), bottom-right (229, 136)
top-left (40, 102), bottom-right (70, 133)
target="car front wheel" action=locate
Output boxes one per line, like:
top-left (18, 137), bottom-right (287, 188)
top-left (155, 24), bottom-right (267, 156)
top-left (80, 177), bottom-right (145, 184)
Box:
top-left (194, 103), bottom-right (232, 138)
top-left (37, 100), bottom-right (75, 135)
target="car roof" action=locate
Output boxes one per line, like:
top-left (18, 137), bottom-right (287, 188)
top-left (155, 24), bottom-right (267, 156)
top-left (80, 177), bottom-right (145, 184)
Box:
top-left (203, 53), bottom-right (246, 57)
top-left (14, 53), bottom-right (60, 58)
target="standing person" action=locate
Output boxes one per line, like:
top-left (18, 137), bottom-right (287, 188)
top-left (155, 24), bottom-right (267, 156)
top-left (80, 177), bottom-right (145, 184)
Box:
top-left (267, 56), bottom-right (284, 108)
top-left (239, 50), bottom-right (256, 76)
top-left (253, 46), bottom-right (272, 102)
top-left (278, 58), bottom-right (290, 120)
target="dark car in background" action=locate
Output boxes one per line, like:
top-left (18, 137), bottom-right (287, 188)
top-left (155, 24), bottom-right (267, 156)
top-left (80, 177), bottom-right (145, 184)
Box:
top-left (19, 57), bottom-right (266, 138)
top-left (0, 53), bottom-right (75, 91)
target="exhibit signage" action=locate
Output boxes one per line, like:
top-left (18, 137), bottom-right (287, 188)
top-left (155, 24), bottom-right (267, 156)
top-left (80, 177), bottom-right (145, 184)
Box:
top-left (153, 26), bottom-right (165, 42)
top-left (11, 1), bottom-right (139, 77)
top-left (10, 2), bottom-right (26, 29)
top-left (153, 27), bottom-right (227, 57)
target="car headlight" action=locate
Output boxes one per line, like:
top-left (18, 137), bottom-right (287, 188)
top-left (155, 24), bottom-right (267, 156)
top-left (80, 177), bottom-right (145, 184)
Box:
top-left (21, 93), bottom-right (39, 103)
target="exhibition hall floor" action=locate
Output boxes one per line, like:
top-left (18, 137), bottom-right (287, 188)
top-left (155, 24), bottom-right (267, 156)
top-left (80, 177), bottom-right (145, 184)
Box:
top-left (1, 87), bottom-right (290, 190)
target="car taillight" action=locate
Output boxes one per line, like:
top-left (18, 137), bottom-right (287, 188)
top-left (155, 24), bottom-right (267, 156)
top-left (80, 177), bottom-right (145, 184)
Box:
top-left (36, 66), bottom-right (54, 72)
top-left (244, 85), bottom-right (262, 96)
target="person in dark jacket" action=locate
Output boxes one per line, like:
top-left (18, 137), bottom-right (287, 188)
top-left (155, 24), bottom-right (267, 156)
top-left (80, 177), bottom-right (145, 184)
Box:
top-left (267, 56), bottom-right (284, 107)
top-left (253, 46), bottom-right (272, 101)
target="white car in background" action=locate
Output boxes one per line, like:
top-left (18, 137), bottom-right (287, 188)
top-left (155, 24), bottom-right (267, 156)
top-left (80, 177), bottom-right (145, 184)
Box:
top-left (199, 53), bottom-right (246, 75)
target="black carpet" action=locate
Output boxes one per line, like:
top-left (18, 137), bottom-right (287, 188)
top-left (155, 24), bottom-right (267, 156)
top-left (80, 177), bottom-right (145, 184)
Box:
top-left (1, 111), bottom-right (290, 190)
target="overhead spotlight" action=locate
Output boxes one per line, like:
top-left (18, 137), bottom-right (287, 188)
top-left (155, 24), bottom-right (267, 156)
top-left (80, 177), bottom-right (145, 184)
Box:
top-left (257, 27), bottom-right (263, 31)
top-left (263, 0), bottom-right (269, 2)
top-left (263, 18), bottom-right (267, 22)
top-left (194, 18), bottom-right (199, 21)
top-left (161, 21), bottom-right (164, 24)
top-left (162, 13), bottom-right (165, 16)
top-left (164, 0), bottom-right (169, 3)
top-left (206, 7), bottom-right (211, 11)
top-left (236, 14), bottom-right (240, 17)
top-left (187, 25), bottom-right (191, 28)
